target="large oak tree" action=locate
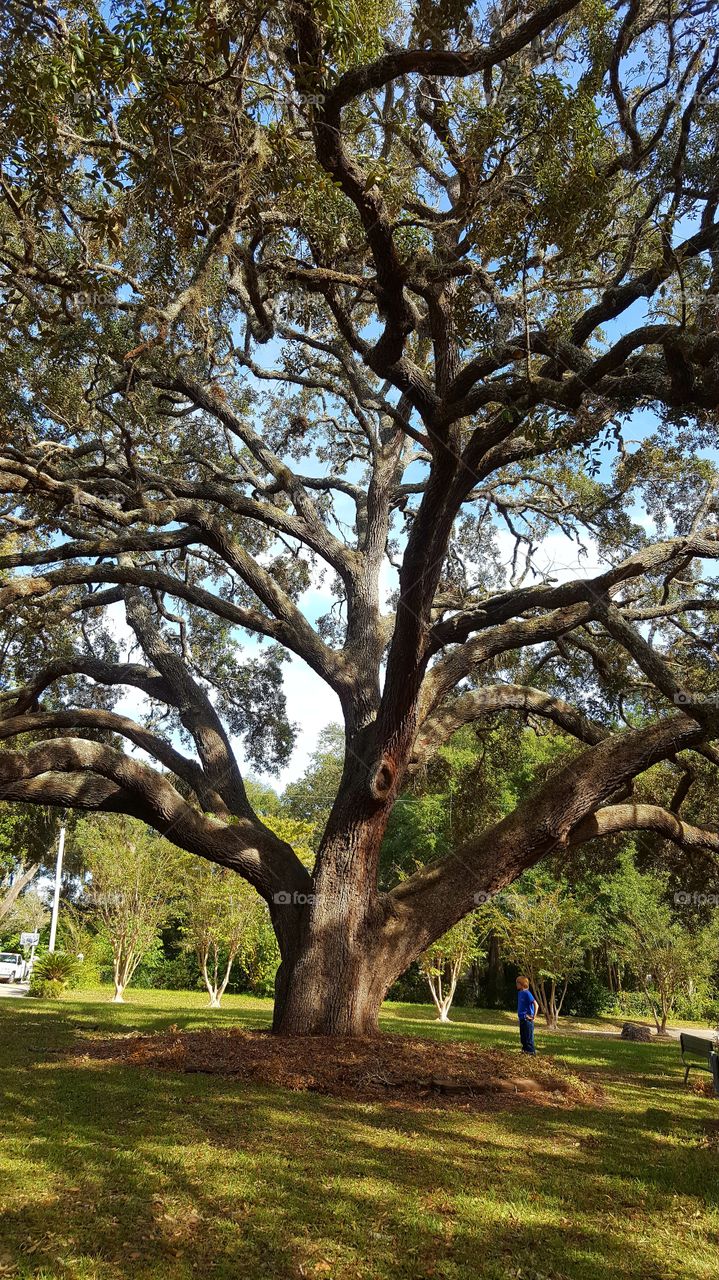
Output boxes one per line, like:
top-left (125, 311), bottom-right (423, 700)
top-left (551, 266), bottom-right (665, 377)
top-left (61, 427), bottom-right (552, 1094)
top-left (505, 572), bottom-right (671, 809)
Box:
top-left (1, 0), bottom-right (718, 1033)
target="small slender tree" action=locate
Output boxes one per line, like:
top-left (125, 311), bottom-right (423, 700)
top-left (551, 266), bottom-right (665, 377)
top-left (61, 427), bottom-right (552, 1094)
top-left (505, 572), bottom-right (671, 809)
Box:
top-left (419, 915), bottom-right (485, 1023)
top-left (1, 888), bottom-right (48, 941)
top-left (181, 863), bottom-right (264, 1008)
top-left (488, 884), bottom-right (598, 1029)
top-left (606, 860), bottom-right (712, 1032)
top-left (0, 802), bottom-right (61, 924)
top-left (78, 815), bottom-right (180, 1002)
top-left (634, 931), bottom-right (709, 1034)
top-left (182, 815), bottom-right (316, 1002)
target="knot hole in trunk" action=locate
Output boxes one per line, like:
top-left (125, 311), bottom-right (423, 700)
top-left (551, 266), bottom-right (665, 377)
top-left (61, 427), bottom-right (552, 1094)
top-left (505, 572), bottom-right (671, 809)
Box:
top-left (370, 756), bottom-right (396, 802)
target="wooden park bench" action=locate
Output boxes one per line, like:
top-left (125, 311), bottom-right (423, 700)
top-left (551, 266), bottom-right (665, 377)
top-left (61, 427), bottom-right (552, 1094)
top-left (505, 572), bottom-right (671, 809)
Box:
top-left (679, 1032), bottom-right (719, 1094)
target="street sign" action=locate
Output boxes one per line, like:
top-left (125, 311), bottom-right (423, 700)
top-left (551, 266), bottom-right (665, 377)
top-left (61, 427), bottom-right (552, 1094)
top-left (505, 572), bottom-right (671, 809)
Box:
top-left (20, 932), bottom-right (39, 948)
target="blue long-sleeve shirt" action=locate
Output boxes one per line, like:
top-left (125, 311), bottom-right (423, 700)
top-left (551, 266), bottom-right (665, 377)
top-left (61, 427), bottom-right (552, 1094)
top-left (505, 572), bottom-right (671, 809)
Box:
top-left (517, 989), bottom-right (537, 1020)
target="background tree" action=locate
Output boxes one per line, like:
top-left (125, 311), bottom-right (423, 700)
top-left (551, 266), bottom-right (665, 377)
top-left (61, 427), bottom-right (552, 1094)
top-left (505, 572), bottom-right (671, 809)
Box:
top-left (487, 880), bottom-right (599, 1028)
top-left (261, 815), bottom-right (317, 871)
top-left (77, 815), bottom-right (181, 1002)
top-left (0, 0), bottom-right (719, 1034)
top-left (0, 862), bottom-right (38, 927)
top-left (604, 858), bottom-right (714, 1032)
top-left (0, 800), bottom-right (60, 923)
top-left (0, 889), bottom-right (49, 945)
top-left (244, 780), bottom-right (283, 819)
top-left (419, 914), bottom-right (485, 1022)
top-left (381, 723), bottom-right (573, 884)
top-left (180, 862), bottom-right (265, 1008)
top-left (283, 727), bottom-right (346, 851)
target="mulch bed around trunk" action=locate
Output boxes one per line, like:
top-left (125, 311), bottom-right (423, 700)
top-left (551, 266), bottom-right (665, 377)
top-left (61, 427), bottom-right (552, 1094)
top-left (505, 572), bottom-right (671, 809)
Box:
top-left (72, 1027), bottom-right (603, 1111)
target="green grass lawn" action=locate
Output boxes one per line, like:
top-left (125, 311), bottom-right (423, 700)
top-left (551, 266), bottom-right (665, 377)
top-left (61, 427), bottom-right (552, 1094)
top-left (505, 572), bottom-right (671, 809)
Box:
top-left (1, 989), bottom-right (717, 1280)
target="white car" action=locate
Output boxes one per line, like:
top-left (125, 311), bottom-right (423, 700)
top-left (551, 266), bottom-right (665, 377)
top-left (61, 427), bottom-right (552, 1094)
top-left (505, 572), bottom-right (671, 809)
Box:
top-left (0, 952), bottom-right (25, 983)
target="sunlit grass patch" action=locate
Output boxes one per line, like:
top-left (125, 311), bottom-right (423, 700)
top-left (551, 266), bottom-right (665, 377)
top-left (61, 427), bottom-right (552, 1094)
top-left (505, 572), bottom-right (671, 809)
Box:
top-left (1, 989), bottom-right (717, 1279)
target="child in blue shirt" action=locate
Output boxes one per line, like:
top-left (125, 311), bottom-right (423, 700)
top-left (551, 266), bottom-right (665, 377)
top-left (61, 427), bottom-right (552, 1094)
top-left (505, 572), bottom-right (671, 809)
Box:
top-left (516, 976), bottom-right (537, 1054)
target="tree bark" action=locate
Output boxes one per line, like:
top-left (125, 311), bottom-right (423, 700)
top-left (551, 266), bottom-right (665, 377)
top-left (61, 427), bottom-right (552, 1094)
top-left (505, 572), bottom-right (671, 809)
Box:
top-left (0, 862), bottom-right (40, 924)
top-left (271, 772), bottom-right (401, 1035)
top-left (272, 912), bottom-right (392, 1035)
top-left (273, 951), bottom-right (388, 1035)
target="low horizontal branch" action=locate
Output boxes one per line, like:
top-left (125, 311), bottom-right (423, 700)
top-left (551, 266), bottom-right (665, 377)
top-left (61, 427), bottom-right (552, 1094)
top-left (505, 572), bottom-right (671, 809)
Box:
top-left (412, 683), bottom-right (607, 766)
top-left (568, 803), bottom-right (719, 854)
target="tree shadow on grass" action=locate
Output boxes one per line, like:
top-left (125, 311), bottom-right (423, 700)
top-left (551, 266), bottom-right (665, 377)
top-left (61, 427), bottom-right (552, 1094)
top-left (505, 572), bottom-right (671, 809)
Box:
top-left (2, 1036), bottom-right (718, 1280)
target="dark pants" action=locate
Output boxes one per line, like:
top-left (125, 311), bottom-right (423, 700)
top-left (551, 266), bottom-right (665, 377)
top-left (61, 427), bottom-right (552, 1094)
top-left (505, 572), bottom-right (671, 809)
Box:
top-left (519, 1016), bottom-right (536, 1054)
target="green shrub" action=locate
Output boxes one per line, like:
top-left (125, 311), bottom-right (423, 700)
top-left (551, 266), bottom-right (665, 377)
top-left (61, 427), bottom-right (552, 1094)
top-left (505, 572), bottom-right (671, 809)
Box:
top-left (672, 984), bottom-right (717, 1023)
top-left (605, 990), bottom-right (652, 1019)
top-left (564, 972), bottom-right (612, 1018)
top-left (606, 985), bottom-right (717, 1024)
top-left (30, 977), bottom-right (65, 1000)
top-left (387, 962), bottom-right (428, 1004)
top-left (29, 951), bottom-right (80, 998)
top-left (74, 956), bottom-right (102, 987)
top-left (132, 953), bottom-right (202, 991)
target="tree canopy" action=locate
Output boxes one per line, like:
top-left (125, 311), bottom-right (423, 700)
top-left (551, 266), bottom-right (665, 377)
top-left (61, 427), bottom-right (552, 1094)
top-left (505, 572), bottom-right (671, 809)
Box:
top-left (0, 0), bottom-right (718, 1032)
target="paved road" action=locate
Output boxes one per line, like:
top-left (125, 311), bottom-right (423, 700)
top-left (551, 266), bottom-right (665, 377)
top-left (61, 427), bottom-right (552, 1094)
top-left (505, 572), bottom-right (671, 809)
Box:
top-left (0, 982), bottom-right (28, 998)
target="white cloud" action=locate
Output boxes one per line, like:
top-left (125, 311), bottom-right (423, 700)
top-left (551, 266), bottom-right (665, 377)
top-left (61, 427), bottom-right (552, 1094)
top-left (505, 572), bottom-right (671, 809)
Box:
top-left (494, 528), bottom-right (604, 585)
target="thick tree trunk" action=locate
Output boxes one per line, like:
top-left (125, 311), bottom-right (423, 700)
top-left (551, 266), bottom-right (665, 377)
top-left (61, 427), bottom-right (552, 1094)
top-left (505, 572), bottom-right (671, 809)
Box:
top-left (272, 891), bottom-right (402, 1036)
top-left (271, 770), bottom-right (402, 1035)
top-left (272, 922), bottom-right (392, 1035)
top-left (267, 709), bottom-right (698, 1036)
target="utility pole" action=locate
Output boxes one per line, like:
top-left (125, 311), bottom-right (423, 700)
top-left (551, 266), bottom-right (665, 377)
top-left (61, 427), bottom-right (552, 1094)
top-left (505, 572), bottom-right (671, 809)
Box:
top-left (48, 824), bottom-right (66, 954)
